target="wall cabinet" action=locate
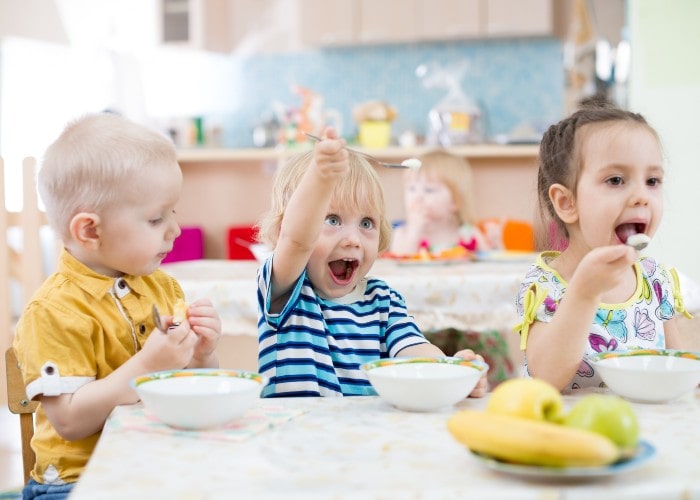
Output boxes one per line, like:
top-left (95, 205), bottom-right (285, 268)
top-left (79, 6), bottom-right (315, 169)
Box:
top-left (299, 0), bottom-right (357, 47)
top-left (301, 0), bottom-right (570, 48)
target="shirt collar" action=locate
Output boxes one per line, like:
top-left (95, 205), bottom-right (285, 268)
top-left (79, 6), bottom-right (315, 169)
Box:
top-left (57, 249), bottom-right (149, 300)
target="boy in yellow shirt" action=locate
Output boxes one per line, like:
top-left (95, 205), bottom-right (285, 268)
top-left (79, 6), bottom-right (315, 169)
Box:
top-left (13, 113), bottom-right (222, 499)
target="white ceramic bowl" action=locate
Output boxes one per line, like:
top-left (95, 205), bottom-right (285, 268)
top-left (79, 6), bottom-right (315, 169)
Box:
top-left (588, 349), bottom-right (700, 403)
top-left (131, 368), bottom-right (268, 429)
top-left (250, 243), bottom-right (272, 263)
top-left (361, 357), bottom-right (488, 412)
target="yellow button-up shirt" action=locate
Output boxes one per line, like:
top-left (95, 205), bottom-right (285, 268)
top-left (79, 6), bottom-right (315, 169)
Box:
top-left (13, 249), bottom-right (185, 485)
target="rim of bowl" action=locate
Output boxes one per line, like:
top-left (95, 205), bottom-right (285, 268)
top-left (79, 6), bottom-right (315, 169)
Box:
top-left (131, 368), bottom-right (268, 389)
top-left (587, 348), bottom-right (700, 365)
top-left (360, 356), bottom-right (489, 373)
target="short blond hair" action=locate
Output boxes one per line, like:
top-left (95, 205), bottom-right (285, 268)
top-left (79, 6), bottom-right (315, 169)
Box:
top-left (39, 113), bottom-right (177, 242)
top-left (411, 149), bottom-right (477, 226)
top-left (258, 150), bottom-right (393, 252)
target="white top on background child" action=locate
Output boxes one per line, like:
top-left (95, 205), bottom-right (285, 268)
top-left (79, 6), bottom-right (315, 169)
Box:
top-left (13, 112), bottom-right (222, 496)
top-left (513, 97), bottom-right (691, 392)
top-left (390, 150), bottom-right (488, 255)
top-left (255, 128), bottom-right (487, 398)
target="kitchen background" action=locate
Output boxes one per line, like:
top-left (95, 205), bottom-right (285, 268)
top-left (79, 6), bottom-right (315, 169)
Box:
top-left (1, 0), bottom-right (700, 284)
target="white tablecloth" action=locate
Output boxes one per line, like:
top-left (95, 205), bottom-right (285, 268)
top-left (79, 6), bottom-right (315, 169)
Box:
top-left (71, 388), bottom-right (700, 499)
top-left (161, 257), bottom-right (534, 337)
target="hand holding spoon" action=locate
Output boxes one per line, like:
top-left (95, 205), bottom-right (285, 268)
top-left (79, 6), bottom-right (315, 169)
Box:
top-left (626, 234), bottom-right (650, 251)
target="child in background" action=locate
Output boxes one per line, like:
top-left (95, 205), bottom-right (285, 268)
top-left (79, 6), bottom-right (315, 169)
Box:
top-left (255, 128), bottom-right (487, 398)
top-left (390, 150), bottom-right (488, 255)
top-left (13, 113), bottom-right (222, 499)
top-left (514, 97), bottom-right (690, 392)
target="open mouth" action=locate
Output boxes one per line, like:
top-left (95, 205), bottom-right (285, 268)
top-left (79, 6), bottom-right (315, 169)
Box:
top-left (328, 258), bottom-right (359, 285)
top-left (615, 223), bottom-right (647, 244)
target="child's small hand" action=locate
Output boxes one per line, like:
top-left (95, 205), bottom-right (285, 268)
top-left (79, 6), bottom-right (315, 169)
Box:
top-left (453, 349), bottom-right (488, 398)
top-left (184, 298), bottom-right (222, 367)
top-left (140, 321), bottom-right (197, 372)
top-left (313, 127), bottom-right (349, 181)
top-left (570, 245), bottom-right (637, 302)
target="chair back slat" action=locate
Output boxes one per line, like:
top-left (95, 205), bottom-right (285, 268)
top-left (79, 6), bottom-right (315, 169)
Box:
top-left (6, 346), bottom-right (38, 484)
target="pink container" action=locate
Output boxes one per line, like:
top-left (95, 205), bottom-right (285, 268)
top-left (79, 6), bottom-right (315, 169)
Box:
top-left (162, 227), bottom-right (204, 263)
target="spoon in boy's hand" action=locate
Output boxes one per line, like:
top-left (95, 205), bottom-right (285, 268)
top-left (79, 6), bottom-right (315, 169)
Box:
top-left (626, 233), bottom-right (650, 251)
top-left (152, 304), bottom-right (167, 333)
top-left (304, 133), bottom-right (420, 169)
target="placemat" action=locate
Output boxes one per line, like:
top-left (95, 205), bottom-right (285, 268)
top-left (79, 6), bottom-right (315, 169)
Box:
top-left (106, 403), bottom-right (305, 442)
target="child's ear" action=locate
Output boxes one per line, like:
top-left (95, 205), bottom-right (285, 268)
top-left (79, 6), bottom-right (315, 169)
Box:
top-left (548, 183), bottom-right (578, 224)
top-left (69, 212), bottom-right (101, 249)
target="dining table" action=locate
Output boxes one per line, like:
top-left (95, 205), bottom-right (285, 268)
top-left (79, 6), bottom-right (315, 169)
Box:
top-left (70, 386), bottom-right (700, 499)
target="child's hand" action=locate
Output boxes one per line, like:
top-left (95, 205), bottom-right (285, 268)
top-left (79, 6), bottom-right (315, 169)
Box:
top-left (184, 298), bottom-right (222, 368)
top-left (313, 127), bottom-right (349, 182)
top-left (569, 245), bottom-right (637, 302)
top-left (453, 349), bottom-right (488, 398)
top-left (139, 321), bottom-right (197, 372)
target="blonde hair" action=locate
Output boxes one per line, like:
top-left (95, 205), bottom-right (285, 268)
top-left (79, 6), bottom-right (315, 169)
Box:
top-left (39, 113), bottom-right (177, 242)
top-left (258, 150), bottom-right (393, 252)
top-left (412, 149), bottom-right (477, 225)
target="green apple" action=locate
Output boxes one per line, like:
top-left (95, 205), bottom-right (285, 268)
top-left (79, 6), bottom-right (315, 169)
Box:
top-left (563, 394), bottom-right (639, 453)
top-left (486, 378), bottom-right (564, 423)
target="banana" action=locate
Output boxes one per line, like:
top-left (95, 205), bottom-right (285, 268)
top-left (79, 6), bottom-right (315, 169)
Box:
top-left (448, 410), bottom-right (621, 467)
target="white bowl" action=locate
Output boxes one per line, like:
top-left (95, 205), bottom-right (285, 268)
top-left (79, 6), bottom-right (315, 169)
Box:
top-left (361, 357), bottom-right (488, 412)
top-left (588, 349), bottom-right (700, 403)
top-left (131, 368), bottom-right (268, 429)
top-left (250, 243), bottom-right (272, 263)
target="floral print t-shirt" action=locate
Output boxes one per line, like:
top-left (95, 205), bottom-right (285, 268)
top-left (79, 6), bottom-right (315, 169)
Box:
top-left (514, 252), bottom-right (690, 392)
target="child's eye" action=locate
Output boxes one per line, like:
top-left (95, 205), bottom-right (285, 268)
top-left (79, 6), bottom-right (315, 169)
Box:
top-left (325, 215), bottom-right (341, 226)
top-left (360, 218), bottom-right (374, 230)
top-left (149, 217), bottom-right (164, 225)
top-left (647, 177), bottom-right (662, 187)
top-left (606, 176), bottom-right (623, 186)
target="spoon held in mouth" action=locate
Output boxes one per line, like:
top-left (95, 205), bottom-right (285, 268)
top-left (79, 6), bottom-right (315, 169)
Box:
top-left (626, 233), bottom-right (650, 251)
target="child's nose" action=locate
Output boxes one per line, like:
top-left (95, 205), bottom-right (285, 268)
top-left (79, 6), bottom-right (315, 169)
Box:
top-left (167, 220), bottom-right (182, 241)
top-left (630, 183), bottom-right (650, 206)
top-left (340, 227), bottom-right (361, 247)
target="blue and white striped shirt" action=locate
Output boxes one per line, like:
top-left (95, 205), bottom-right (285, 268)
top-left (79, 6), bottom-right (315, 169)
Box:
top-left (257, 257), bottom-right (429, 397)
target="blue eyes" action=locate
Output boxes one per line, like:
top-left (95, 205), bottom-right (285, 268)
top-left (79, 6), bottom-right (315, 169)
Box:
top-left (325, 215), bottom-right (375, 230)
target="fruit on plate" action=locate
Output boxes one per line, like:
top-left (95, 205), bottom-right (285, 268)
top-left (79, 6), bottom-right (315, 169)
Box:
top-left (486, 378), bottom-right (564, 423)
top-left (563, 394), bottom-right (639, 455)
top-left (448, 410), bottom-right (620, 467)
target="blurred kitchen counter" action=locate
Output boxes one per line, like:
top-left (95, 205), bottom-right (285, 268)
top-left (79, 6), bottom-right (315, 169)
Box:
top-left (175, 145), bottom-right (540, 259)
top-left (176, 144), bottom-right (540, 163)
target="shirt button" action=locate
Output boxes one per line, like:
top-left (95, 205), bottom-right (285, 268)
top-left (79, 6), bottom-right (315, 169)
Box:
top-left (117, 279), bottom-right (126, 289)
top-left (139, 324), bottom-right (146, 334)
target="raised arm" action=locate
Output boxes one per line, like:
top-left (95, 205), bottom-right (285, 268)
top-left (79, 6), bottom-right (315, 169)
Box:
top-left (270, 128), bottom-right (349, 306)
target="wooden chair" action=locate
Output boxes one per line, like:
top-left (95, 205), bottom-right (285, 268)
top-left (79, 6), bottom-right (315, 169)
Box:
top-left (5, 346), bottom-right (38, 485)
top-left (1, 156), bottom-right (53, 463)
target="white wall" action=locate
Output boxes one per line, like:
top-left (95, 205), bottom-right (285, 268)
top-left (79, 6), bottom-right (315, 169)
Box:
top-left (629, 0), bottom-right (700, 283)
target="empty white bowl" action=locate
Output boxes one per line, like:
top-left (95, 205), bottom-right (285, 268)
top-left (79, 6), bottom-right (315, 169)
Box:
top-left (131, 368), bottom-right (268, 429)
top-left (588, 349), bottom-right (700, 403)
top-left (361, 357), bottom-right (488, 412)
top-left (250, 243), bottom-right (272, 263)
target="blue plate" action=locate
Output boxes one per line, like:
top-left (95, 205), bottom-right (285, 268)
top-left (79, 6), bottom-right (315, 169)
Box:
top-left (470, 440), bottom-right (656, 479)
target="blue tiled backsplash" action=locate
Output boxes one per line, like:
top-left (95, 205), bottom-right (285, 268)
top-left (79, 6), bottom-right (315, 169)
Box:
top-left (210, 38), bottom-right (563, 148)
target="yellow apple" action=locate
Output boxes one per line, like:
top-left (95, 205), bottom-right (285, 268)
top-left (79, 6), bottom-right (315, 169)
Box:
top-left (486, 378), bottom-right (564, 422)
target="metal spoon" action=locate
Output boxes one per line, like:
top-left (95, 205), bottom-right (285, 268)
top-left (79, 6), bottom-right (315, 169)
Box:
top-left (304, 133), bottom-right (411, 169)
top-left (626, 234), bottom-right (650, 251)
top-left (152, 304), bottom-right (167, 333)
